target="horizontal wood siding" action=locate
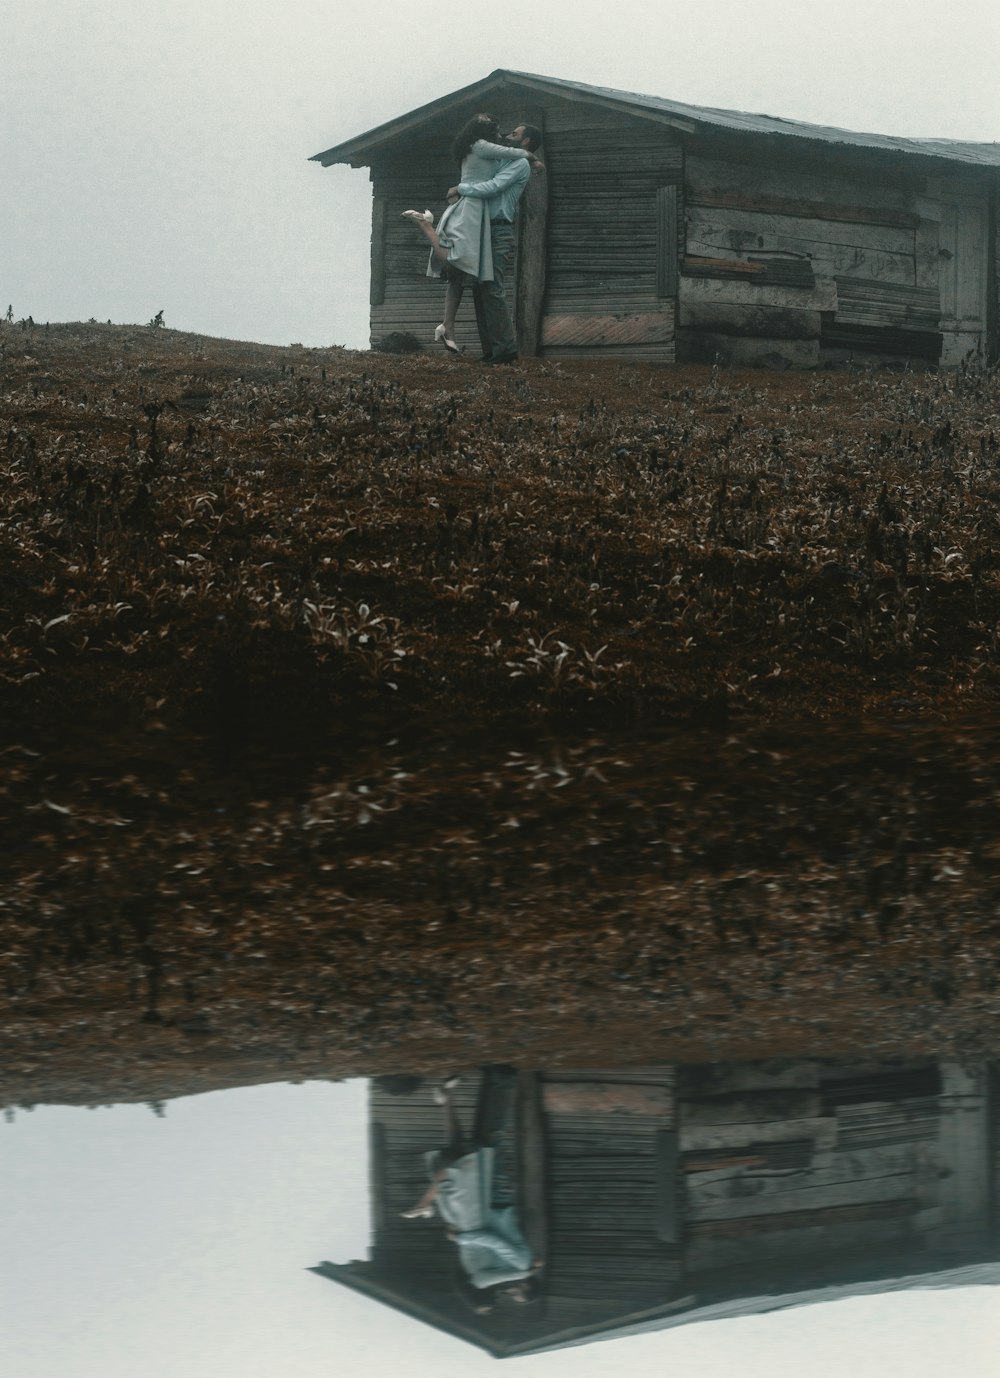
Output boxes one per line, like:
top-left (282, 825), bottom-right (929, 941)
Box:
top-left (541, 309), bottom-right (674, 348)
top-left (679, 150), bottom-right (958, 367)
top-left (657, 185), bottom-right (679, 297)
top-left (542, 1067), bottom-right (682, 1313)
top-left (370, 149), bottom-right (481, 353)
top-left (679, 1060), bottom-right (971, 1274)
top-left (539, 105), bottom-right (681, 362)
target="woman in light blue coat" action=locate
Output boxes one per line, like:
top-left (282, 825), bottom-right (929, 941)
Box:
top-left (402, 114), bottom-right (542, 353)
top-left (401, 1074), bottom-right (544, 1296)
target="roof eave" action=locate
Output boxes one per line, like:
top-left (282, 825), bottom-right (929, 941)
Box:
top-left (308, 68), bottom-right (697, 168)
top-left (309, 69), bottom-right (1000, 171)
top-left (501, 70), bottom-right (697, 136)
top-left (309, 69), bottom-right (512, 166)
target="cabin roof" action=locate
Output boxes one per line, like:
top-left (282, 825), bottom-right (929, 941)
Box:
top-left (534, 1261), bottom-right (1000, 1356)
top-left (310, 1259), bottom-right (1000, 1358)
top-left (310, 69), bottom-right (1000, 169)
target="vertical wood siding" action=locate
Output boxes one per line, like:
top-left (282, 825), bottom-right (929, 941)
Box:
top-left (923, 174), bottom-right (991, 365)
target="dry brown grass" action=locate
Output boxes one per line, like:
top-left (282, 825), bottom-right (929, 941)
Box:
top-left (2, 323), bottom-right (999, 1106)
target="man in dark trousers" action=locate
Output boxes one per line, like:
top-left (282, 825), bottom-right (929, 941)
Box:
top-left (399, 1066), bottom-right (544, 1297)
top-left (447, 122), bottom-right (543, 365)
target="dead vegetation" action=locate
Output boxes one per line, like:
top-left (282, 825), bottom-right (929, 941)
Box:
top-left (3, 322), bottom-right (1000, 744)
top-left (2, 322), bottom-right (1000, 1106)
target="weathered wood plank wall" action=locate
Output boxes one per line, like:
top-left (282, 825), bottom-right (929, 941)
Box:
top-left (931, 1063), bottom-right (992, 1252)
top-left (541, 1066), bottom-right (682, 1319)
top-left (369, 114), bottom-right (525, 356)
top-left (539, 103), bottom-right (681, 361)
top-left (679, 143), bottom-right (995, 367)
top-left (922, 174), bottom-right (991, 365)
top-left (678, 1060), bottom-right (991, 1275)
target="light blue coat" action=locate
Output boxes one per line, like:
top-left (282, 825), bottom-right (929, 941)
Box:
top-left (424, 1145), bottom-right (534, 1288)
top-left (428, 139), bottom-right (530, 282)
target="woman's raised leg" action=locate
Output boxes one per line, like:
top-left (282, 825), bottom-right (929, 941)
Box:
top-left (401, 211), bottom-right (450, 267)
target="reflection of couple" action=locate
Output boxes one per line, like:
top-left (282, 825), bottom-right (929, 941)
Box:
top-left (402, 113), bottom-right (543, 365)
top-left (401, 1070), bottom-right (544, 1310)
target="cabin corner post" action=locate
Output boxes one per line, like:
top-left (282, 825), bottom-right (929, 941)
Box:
top-left (933, 1062), bottom-right (991, 1253)
top-left (988, 172), bottom-right (999, 364)
top-left (370, 178), bottom-right (388, 312)
top-left (516, 111), bottom-right (548, 357)
top-left (370, 1115), bottom-right (388, 1247)
top-left (656, 184), bottom-right (680, 300)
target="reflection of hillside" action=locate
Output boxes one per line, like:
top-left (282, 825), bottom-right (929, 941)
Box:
top-left (5, 721), bottom-right (1000, 1107)
top-left (313, 1060), bottom-right (999, 1357)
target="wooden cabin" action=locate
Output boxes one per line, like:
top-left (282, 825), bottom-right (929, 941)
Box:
top-left (311, 71), bottom-right (999, 369)
top-left (310, 1058), bottom-right (998, 1358)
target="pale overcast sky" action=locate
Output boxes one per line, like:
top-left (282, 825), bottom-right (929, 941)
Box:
top-left (1, 1081), bottom-right (996, 1378)
top-left (3, 0), bottom-right (999, 349)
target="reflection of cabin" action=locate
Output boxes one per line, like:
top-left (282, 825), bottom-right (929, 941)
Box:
top-left (311, 69), bottom-right (1000, 368)
top-left (311, 1059), bottom-right (998, 1358)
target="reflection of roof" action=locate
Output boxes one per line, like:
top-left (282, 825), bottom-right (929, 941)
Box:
top-left (308, 1260), bottom-right (697, 1359)
top-left (310, 69), bottom-right (1000, 169)
top-left (309, 1260), bottom-right (999, 1359)
top-left (545, 1262), bottom-right (1000, 1354)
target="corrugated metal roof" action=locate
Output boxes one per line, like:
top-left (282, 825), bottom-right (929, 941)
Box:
top-left (507, 71), bottom-right (1000, 167)
top-left (313, 1258), bottom-right (999, 1358)
top-left (536, 1262), bottom-right (1000, 1356)
top-left (311, 69), bottom-right (1000, 169)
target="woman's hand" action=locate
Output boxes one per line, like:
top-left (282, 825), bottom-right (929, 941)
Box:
top-left (529, 158), bottom-right (546, 175)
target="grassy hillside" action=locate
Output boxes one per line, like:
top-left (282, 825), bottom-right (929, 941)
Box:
top-left (2, 323), bottom-right (999, 1105)
top-left (4, 322), bottom-right (1000, 748)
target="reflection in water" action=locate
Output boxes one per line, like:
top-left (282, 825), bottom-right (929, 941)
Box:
top-left (7, 718), bottom-right (1000, 1110)
top-left (314, 1060), bottom-right (999, 1358)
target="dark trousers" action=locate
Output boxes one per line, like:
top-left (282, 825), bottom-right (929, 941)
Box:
top-left (473, 220), bottom-right (517, 358)
top-left (441, 1065), bottom-right (517, 1162)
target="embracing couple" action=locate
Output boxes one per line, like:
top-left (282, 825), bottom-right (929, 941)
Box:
top-left (399, 1070), bottom-right (544, 1311)
top-left (402, 113), bottom-right (544, 365)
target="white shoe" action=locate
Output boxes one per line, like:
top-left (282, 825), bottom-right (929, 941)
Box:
top-left (434, 324), bottom-right (461, 355)
top-left (433, 1074), bottom-right (462, 1103)
top-left (401, 209), bottom-right (434, 224)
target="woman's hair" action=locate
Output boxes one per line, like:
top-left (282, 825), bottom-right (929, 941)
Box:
top-left (452, 112), bottom-right (500, 163)
top-left (371, 1075), bottom-right (424, 1096)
